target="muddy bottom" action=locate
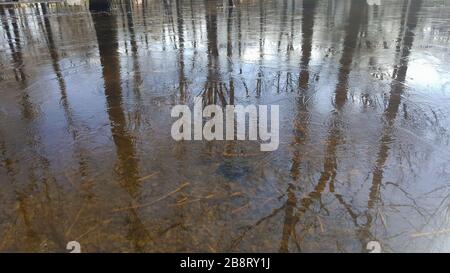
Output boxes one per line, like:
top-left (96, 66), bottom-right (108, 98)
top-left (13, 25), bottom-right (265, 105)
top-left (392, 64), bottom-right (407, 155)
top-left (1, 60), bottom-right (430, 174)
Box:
top-left (0, 0), bottom-right (450, 252)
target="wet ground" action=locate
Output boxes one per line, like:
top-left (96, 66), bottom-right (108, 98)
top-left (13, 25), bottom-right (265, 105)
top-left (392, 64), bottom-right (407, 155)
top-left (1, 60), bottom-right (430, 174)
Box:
top-left (1, 0), bottom-right (450, 252)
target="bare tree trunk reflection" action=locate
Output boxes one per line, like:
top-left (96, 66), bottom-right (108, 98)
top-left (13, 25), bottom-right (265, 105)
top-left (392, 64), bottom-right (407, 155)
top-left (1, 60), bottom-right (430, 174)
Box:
top-left (277, 0), bottom-right (288, 53)
top-left (92, 5), bottom-right (140, 197)
top-left (40, 3), bottom-right (90, 178)
top-left (0, 5), bottom-right (70, 252)
top-left (334, 0), bottom-right (366, 110)
top-left (189, 0), bottom-right (197, 49)
top-left (163, 0), bottom-right (178, 50)
top-left (280, 0), bottom-right (318, 253)
top-left (91, 7), bottom-right (150, 251)
top-left (256, 0), bottom-right (265, 97)
top-left (227, 0), bottom-right (234, 104)
top-left (332, 0), bottom-right (422, 251)
top-left (289, 0), bottom-right (318, 181)
top-left (298, 0), bottom-right (317, 92)
top-left (0, 6), bottom-right (26, 83)
top-left (176, 0), bottom-right (187, 101)
top-left (125, 0), bottom-right (142, 98)
top-left (279, 0), bottom-right (366, 252)
top-left (367, 0), bottom-right (422, 210)
top-left (203, 0), bottom-right (224, 105)
top-left (1, 6), bottom-right (35, 120)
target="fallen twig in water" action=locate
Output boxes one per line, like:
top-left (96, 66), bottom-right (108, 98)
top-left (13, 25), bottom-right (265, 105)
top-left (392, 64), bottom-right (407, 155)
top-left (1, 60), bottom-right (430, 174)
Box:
top-left (65, 203), bottom-right (86, 237)
top-left (113, 182), bottom-right (190, 212)
top-left (76, 219), bottom-right (112, 241)
top-left (411, 228), bottom-right (450, 238)
top-left (170, 192), bottom-right (243, 207)
top-left (232, 203), bottom-right (250, 214)
top-left (137, 172), bottom-right (159, 182)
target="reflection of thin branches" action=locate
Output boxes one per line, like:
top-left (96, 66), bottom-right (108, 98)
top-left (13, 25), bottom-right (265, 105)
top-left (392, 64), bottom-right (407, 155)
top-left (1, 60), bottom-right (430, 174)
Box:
top-left (385, 182), bottom-right (428, 219)
top-left (230, 202), bottom-right (286, 251)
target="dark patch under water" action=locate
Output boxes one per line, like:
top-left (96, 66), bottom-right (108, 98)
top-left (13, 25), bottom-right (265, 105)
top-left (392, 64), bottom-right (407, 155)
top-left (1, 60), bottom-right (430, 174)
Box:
top-left (216, 160), bottom-right (251, 181)
top-left (0, 0), bottom-right (450, 252)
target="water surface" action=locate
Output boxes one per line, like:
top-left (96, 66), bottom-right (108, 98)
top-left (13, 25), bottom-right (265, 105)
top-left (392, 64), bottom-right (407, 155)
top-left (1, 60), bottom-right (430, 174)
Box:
top-left (1, 0), bottom-right (450, 252)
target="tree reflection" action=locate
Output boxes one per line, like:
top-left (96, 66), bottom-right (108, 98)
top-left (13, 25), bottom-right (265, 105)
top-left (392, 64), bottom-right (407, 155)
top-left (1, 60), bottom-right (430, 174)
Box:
top-left (91, 7), bottom-right (150, 251)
